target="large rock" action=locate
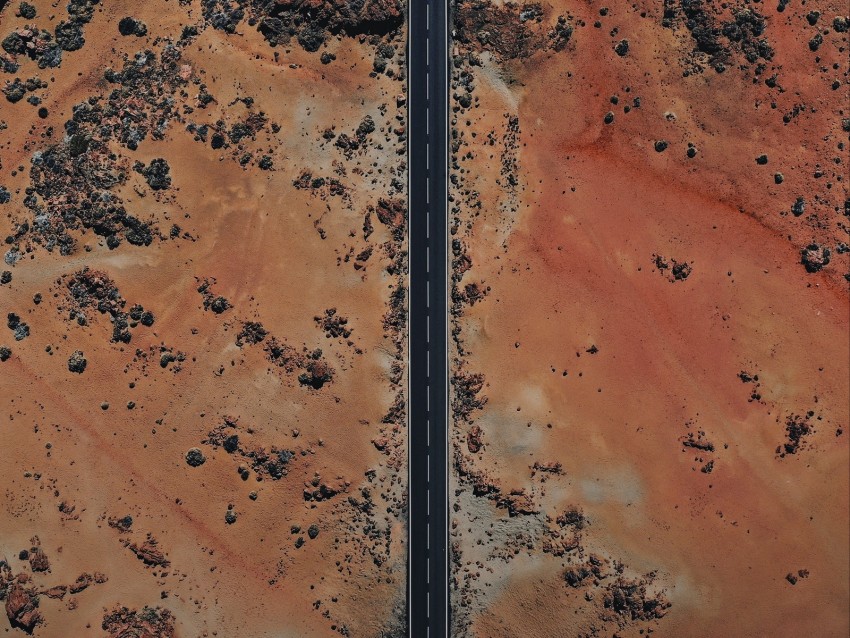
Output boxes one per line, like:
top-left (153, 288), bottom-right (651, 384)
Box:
top-left (5, 583), bottom-right (42, 634)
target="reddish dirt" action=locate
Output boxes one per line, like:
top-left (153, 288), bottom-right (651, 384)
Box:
top-left (1, 1), bottom-right (407, 636)
top-left (449, 0), bottom-right (849, 635)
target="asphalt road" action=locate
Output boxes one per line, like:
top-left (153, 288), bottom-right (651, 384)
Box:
top-left (408, 0), bottom-right (448, 635)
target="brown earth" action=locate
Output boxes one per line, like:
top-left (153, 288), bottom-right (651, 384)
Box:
top-left (449, 0), bottom-right (849, 636)
top-left (0, 0), bottom-right (407, 636)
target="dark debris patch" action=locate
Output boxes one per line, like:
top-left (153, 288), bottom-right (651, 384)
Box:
top-left (452, 371), bottom-right (487, 422)
top-left (7, 312), bottom-right (30, 340)
top-left (9, 46), bottom-right (200, 257)
top-left (236, 321), bottom-right (268, 346)
top-left (2, 26), bottom-right (63, 69)
top-left (25, 140), bottom-right (154, 254)
top-left (662, 0), bottom-right (773, 74)
top-left (139, 158), bottom-right (172, 191)
top-left (777, 412), bottom-right (817, 457)
top-left (454, 0), bottom-right (574, 61)
top-left (298, 357), bottom-right (334, 389)
top-left (101, 606), bottom-right (175, 638)
top-left (652, 254), bottom-right (692, 282)
top-left (292, 170), bottom-right (348, 199)
top-left (60, 268), bottom-right (155, 343)
top-left (315, 308), bottom-right (352, 339)
top-left (2, 0), bottom-right (99, 70)
top-left (373, 197), bottom-right (407, 242)
top-left (602, 574), bottom-right (671, 623)
top-left (196, 277), bottom-right (231, 314)
top-left (204, 417), bottom-right (296, 480)
top-left (234, 320), bottom-right (336, 388)
top-left (785, 569), bottom-right (810, 585)
top-left (201, 0), bottom-right (404, 52)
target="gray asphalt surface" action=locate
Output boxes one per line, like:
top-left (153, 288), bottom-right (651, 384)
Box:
top-left (407, 0), bottom-right (448, 635)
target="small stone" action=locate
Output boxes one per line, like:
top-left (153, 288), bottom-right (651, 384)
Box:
top-left (18, 2), bottom-right (37, 19)
top-left (614, 40), bottom-right (630, 57)
top-left (185, 448), bottom-right (206, 467)
top-left (67, 351), bottom-right (87, 374)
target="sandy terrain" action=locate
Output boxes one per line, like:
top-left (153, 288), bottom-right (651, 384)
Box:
top-left (1, 1), bottom-right (407, 636)
top-left (448, 0), bottom-right (849, 636)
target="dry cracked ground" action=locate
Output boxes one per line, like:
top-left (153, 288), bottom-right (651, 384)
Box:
top-left (449, 0), bottom-right (849, 636)
top-left (1, 0), bottom-right (408, 636)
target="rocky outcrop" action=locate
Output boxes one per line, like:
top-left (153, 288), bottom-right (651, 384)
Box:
top-left (5, 583), bottom-right (42, 634)
top-left (202, 0), bottom-right (404, 51)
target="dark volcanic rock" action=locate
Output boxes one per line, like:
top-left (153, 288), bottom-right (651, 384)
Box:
top-left (142, 158), bottom-right (172, 191)
top-left (454, 0), bottom-right (563, 60)
top-left (298, 359), bottom-right (333, 389)
top-left (202, 0), bottom-right (404, 51)
top-left (602, 575), bottom-right (671, 621)
top-left (118, 17), bottom-right (148, 37)
top-left (185, 448), bottom-right (206, 467)
top-left (614, 39), bottom-right (630, 56)
top-left (68, 350), bottom-right (87, 373)
top-left (801, 243), bottom-right (830, 273)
